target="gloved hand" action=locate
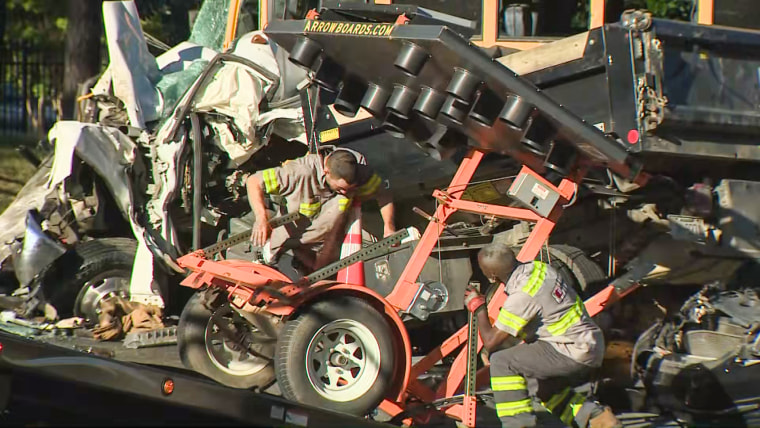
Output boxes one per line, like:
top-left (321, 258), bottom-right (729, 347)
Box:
top-left (464, 287), bottom-right (486, 313)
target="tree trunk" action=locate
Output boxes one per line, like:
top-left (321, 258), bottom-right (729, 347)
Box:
top-left (62, 1), bottom-right (103, 120)
top-left (0, 0), bottom-right (6, 42)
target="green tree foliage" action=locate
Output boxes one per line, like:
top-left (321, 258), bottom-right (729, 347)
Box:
top-left (627, 0), bottom-right (694, 20)
top-left (2, 0), bottom-right (199, 127)
top-left (4, 0), bottom-right (67, 45)
top-left (4, 0), bottom-right (198, 47)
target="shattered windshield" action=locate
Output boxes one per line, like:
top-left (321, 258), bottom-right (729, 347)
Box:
top-left (189, 0), bottom-right (262, 51)
top-left (188, 0), bottom-right (230, 52)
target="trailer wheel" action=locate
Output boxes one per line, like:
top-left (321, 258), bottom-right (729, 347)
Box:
top-left (38, 238), bottom-right (162, 323)
top-left (275, 297), bottom-right (395, 416)
top-left (178, 292), bottom-right (277, 389)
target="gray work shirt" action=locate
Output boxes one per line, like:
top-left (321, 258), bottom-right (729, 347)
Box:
top-left (494, 261), bottom-right (605, 367)
top-left (252, 150), bottom-right (383, 218)
top-left (253, 154), bottom-right (343, 218)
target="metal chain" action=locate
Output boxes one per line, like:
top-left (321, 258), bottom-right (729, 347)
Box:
top-left (634, 34), bottom-right (667, 131)
top-left (305, 84), bottom-right (318, 153)
top-left (435, 198), bottom-right (444, 285)
top-left (443, 175), bottom-right (517, 193)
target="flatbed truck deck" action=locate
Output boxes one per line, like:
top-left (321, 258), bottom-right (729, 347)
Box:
top-left (0, 330), bottom-right (392, 427)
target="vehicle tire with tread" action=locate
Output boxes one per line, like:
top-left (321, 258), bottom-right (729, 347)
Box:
top-left (542, 244), bottom-right (607, 295)
top-left (275, 296), bottom-right (395, 416)
top-left (178, 291), bottom-right (277, 389)
top-left (38, 237), bottom-right (161, 323)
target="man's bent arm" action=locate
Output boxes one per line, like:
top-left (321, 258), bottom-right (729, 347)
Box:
top-left (246, 174), bottom-right (271, 245)
top-left (375, 188), bottom-right (396, 237)
top-left (476, 308), bottom-right (517, 352)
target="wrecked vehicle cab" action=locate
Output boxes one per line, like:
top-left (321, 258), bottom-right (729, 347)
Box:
top-left (0, 0), bottom-right (314, 321)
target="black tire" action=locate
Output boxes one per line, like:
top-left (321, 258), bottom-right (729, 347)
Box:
top-left (275, 297), bottom-right (395, 416)
top-left (38, 237), bottom-right (160, 322)
top-left (178, 292), bottom-right (277, 389)
top-left (542, 244), bottom-right (607, 295)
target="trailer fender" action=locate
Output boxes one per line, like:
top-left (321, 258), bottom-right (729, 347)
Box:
top-left (273, 282), bottom-right (412, 403)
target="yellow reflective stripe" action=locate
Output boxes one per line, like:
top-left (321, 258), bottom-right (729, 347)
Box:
top-left (262, 169), bottom-right (279, 195)
top-left (548, 297), bottom-right (584, 336)
top-left (495, 399), bottom-right (533, 417)
top-left (491, 375), bottom-right (525, 384)
top-left (299, 201), bottom-right (321, 217)
top-left (338, 197), bottom-right (352, 212)
top-left (560, 393), bottom-right (586, 426)
top-left (357, 173), bottom-right (381, 196)
top-left (522, 261), bottom-right (547, 297)
top-left (545, 387), bottom-right (571, 413)
top-left (497, 309), bottom-right (529, 333)
top-left (491, 375), bottom-right (527, 391)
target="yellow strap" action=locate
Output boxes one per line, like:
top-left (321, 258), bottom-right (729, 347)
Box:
top-left (262, 169), bottom-right (279, 195)
top-left (547, 296), bottom-right (584, 336)
top-left (491, 375), bottom-right (527, 391)
top-left (495, 399), bottom-right (533, 417)
top-left (357, 173), bottom-right (382, 197)
top-left (497, 309), bottom-right (529, 333)
top-left (338, 197), bottom-right (352, 212)
top-left (560, 392), bottom-right (586, 425)
top-left (545, 387), bottom-right (571, 413)
top-left (522, 261), bottom-right (547, 296)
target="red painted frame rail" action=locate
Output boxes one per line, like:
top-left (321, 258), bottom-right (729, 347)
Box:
top-left (378, 149), bottom-right (633, 426)
top-left (176, 147), bottom-right (639, 426)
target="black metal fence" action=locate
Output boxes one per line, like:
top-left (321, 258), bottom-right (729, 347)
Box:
top-left (0, 42), bottom-right (64, 136)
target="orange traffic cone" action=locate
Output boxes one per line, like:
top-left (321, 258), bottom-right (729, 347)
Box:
top-left (337, 200), bottom-right (365, 286)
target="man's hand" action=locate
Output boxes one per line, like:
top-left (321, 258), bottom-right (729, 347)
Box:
top-left (464, 287), bottom-right (486, 313)
top-left (251, 218), bottom-right (271, 247)
top-left (384, 225), bottom-right (399, 247)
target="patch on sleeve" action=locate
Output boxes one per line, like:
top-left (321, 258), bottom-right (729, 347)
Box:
top-left (552, 283), bottom-right (567, 303)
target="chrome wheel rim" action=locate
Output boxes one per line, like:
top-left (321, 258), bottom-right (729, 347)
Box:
top-left (305, 319), bottom-right (381, 402)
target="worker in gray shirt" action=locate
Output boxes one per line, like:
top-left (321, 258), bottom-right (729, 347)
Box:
top-left (246, 147), bottom-right (394, 272)
top-left (464, 243), bottom-right (620, 428)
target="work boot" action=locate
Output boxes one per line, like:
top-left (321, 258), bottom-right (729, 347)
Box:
top-left (588, 406), bottom-right (621, 428)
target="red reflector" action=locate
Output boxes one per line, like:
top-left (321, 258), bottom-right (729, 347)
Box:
top-left (627, 129), bottom-right (640, 144)
top-left (0, 342), bottom-right (3, 353)
top-left (162, 379), bottom-right (174, 395)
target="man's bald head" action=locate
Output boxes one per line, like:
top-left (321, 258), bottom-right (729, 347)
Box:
top-left (478, 243), bottom-right (518, 284)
